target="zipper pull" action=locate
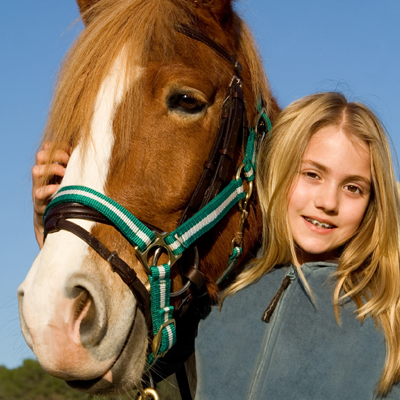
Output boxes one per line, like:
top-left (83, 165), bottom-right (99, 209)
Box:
top-left (262, 268), bottom-right (295, 323)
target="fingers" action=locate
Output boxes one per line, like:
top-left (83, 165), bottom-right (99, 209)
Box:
top-left (32, 163), bottom-right (67, 183)
top-left (36, 148), bottom-right (71, 167)
top-left (32, 142), bottom-right (71, 249)
top-left (33, 185), bottom-right (61, 220)
top-left (33, 141), bottom-right (70, 198)
top-left (32, 164), bottom-right (66, 205)
top-left (34, 184), bottom-right (60, 205)
top-left (33, 183), bottom-right (61, 250)
top-left (43, 141), bottom-right (72, 155)
top-left (32, 143), bottom-right (70, 212)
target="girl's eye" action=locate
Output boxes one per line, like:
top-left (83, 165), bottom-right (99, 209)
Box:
top-left (304, 172), bottom-right (319, 179)
top-left (345, 185), bottom-right (362, 194)
top-left (167, 93), bottom-right (207, 115)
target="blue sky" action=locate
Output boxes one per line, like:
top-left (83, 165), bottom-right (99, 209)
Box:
top-left (0, 1), bottom-right (399, 369)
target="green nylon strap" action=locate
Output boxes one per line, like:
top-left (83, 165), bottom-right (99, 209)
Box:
top-left (147, 264), bottom-right (176, 365)
top-left (216, 245), bottom-right (242, 285)
top-left (164, 178), bottom-right (246, 255)
top-left (263, 111), bottom-right (273, 133)
top-left (45, 186), bottom-right (155, 252)
top-left (243, 129), bottom-right (256, 181)
top-left (45, 179), bottom-right (247, 259)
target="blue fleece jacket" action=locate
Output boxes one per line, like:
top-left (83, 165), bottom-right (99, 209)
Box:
top-left (195, 262), bottom-right (400, 399)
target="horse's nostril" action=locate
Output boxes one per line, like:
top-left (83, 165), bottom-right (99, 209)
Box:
top-left (69, 286), bottom-right (107, 348)
top-left (74, 288), bottom-right (91, 321)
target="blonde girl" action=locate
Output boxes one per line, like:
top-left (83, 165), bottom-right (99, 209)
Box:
top-left (195, 92), bottom-right (400, 399)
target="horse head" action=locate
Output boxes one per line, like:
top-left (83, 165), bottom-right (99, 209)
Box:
top-left (18, 0), bottom-right (279, 395)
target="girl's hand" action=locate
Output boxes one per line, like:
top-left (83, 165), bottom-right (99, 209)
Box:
top-left (32, 142), bottom-right (71, 249)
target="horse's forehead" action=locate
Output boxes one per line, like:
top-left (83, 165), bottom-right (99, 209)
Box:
top-left (59, 49), bottom-right (147, 195)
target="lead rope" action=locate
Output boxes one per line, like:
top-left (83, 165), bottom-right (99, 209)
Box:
top-left (216, 106), bottom-right (271, 284)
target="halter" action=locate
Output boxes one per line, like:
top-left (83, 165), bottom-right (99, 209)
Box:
top-left (43, 25), bottom-right (271, 373)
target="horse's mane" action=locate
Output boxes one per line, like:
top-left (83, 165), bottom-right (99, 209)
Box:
top-left (41, 0), bottom-right (274, 162)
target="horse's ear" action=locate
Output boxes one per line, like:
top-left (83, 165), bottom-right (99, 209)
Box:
top-left (198, 0), bottom-right (234, 26)
top-left (76, 0), bottom-right (101, 25)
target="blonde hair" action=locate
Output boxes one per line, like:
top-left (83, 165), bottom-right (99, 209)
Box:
top-left (226, 92), bottom-right (400, 394)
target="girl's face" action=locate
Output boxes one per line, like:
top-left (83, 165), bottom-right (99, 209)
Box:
top-left (288, 126), bottom-right (371, 264)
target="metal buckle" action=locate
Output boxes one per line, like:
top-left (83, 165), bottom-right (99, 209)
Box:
top-left (134, 232), bottom-right (182, 274)
top-left (137, 388), bottom-right (160, 400)
top-left (229, 74), bottom-right (243, 88)
top-left (235, 163), bottom-right (253, 211)
top-left (152, 318), bottom-right (176, 358)
top-left (254, 106), bottom-right (268, 147)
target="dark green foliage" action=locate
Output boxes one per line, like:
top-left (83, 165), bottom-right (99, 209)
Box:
top-left (0, 359), bottom-right (98, 400)
top-left (0, 359), bottom-right (84, 399)
top-left (0, 359), bottom-right (181, 400)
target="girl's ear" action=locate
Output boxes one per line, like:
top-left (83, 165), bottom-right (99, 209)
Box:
top-left (76, 0), bottom-right (101, 25)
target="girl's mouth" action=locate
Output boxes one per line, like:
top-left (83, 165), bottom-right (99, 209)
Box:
top-left (303, 216), bottom-right (336, 229)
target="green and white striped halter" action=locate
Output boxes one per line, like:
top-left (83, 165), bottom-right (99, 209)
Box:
top-left (43, 109), bottom-right (270, 364)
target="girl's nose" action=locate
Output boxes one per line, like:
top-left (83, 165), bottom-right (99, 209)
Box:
top-left (314, 184), bottom-right (339, 215)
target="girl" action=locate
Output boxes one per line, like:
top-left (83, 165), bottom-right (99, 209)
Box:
top-left (194, 92), bottom-right (400, 399)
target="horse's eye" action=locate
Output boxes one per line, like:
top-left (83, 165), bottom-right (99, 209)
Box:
top-left (167, 93), bottom-right (207, 114)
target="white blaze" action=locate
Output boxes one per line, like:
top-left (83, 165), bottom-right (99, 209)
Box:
top-left (61, 53), bottom-right (130, 193)
top-left (20, 52), bottom-right (143, 353)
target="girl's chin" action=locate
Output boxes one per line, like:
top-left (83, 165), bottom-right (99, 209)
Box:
top-left (294, 246), bottom-right (338, 264)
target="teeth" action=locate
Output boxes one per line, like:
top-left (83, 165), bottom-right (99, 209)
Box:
top-left (304, 217), bottom-right (334, 229)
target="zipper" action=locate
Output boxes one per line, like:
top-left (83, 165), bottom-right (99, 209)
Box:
top-left (247, 266), bottom-right (296, 400)
top-left (262, 266), bottom-right (296, 322)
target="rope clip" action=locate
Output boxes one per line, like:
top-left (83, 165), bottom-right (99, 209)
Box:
top-left (152, 318), bottom-right (176, 359)
top-left (137, 388), bottom-right (161, 400)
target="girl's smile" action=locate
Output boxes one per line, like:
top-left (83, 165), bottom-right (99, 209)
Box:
top-left (302, 216), bottom-right (337, 232)
top-left (288, 126), bottom-right (371, 263)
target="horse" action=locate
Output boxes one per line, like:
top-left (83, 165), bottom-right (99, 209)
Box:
top-left (18, 0), bottom-right (280, 397)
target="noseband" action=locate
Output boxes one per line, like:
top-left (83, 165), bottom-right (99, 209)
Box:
top-left (43, 25), bottom-right (271, 368)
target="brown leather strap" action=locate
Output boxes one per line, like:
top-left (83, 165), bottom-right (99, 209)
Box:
top-left (44, 210), bottom-right (152, 331)
top-left (45, 202), bottom-right (112, 226)
top-left (176, 25), bottom-right (242, 76)
top-left (184, 267), bottom-right (206, 290)
top-left (202, 83), bottom-right (245, 205)
top-left (178, 77), bottom-right (246, 224)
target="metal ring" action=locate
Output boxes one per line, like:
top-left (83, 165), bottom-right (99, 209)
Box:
top-left (137, 388), bottom-right (160, 400)
top-left (134, 232), bottom-right (182, 274)
top-left (245, 180), bottom-right (253, 202)
top-left (235, 163), bottom-right (246, 181)
top-left (254, 107), bottom-right (270, 150)
top-left (238, 181), bottom-right (253, 212)
top-left (229, 75), bottom-right (242, 88)
top-left (253, 107), bottom-right (267, 132)
top-left (152, 246), bottom-right (164, 266)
